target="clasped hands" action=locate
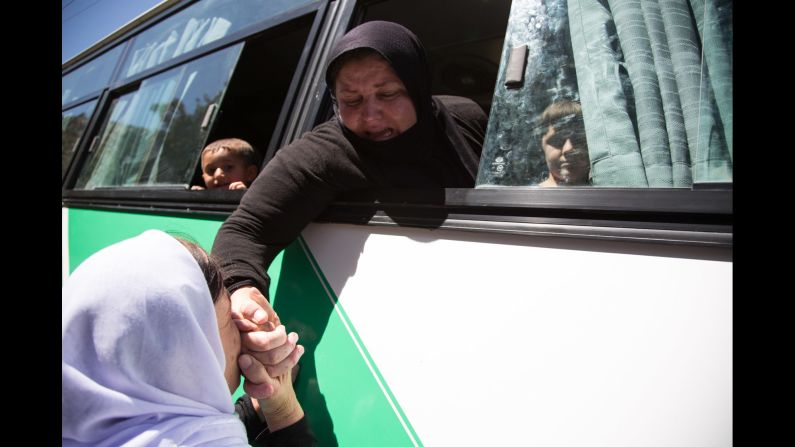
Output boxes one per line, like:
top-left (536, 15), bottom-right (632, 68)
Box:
top-left (232, 286), bottom-right (305, 431)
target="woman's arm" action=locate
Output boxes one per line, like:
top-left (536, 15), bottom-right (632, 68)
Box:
top-left (211, 123), bottom-right (354, 297)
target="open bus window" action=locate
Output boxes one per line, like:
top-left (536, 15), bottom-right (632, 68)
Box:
top-left (74, 44), bottom-right (242, 190)
top-left (476, 0), bottom-right (732, 188)
top-left (194, 14), bottom-right (315, 189)
top-left (62, 100), bottom-right (97, 179)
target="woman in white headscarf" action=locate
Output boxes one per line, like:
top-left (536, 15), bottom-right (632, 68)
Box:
top-left (62, 229), bottom-right (314, 446)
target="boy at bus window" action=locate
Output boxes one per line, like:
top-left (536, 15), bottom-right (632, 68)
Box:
top-left (537, 100), bottom-right (591, 187)
top-left (191, 138), bottom-right (260, 190)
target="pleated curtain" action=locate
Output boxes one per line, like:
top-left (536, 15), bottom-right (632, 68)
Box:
top-left (567, 0), bottom-right (732, 186)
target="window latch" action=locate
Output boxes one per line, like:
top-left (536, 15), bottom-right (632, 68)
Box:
top-left (201, 103), bottom-right (218, 130)
top-left (87, 136), bottom-right (99, 153)
top-left (504, 45), bottom-right (527, 89)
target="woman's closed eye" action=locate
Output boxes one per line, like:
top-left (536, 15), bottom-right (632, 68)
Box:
top-left (378, 90), bottom-right (399, 100)
top-left (340, 96), bottom-right (362, 107)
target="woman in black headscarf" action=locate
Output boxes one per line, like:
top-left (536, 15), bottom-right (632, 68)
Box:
top-left (211, 21), bottom-right (487, 334)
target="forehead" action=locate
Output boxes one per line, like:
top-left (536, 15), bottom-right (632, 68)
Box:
top-left (549, 113), bottom-right (583, 129)
top-left (334, 54), bottom-right (402, 91)
top-left (202, 148), bottom-right (241, 164)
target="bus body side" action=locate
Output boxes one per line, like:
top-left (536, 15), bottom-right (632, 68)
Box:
top-left (63, 207), bottom-right (731, 446)
top-left (62, 0), bottom-right (732, 445)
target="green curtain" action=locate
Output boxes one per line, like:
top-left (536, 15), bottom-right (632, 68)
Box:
top-left (567, 0), bottom-right (732, 187)
top-left (691, 0), bottom-right (733, 162)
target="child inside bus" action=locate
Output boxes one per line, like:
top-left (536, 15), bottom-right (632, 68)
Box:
top-left (537, 100), bottom-right (591, 187)
top-left (191, 138), bottom-right (260, 190)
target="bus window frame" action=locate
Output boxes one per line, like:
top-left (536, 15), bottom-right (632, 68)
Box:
top-left (61, 42), bottom-right (130, 111)
top-left (61, 0), bottom-right (732, 249)
top-left (62, 89), bottom-right (114, 191)
top-left (62, 97), bottom-right (102, 180)
top-left (106, 1), bottom-right (325, 102)
top-left (316, 187), bottom-right (732, 247)
top-left (62, 0), bottom-right (328, 192)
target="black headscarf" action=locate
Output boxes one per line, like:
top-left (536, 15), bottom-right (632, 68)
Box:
top-left (327, 21), bottom-right (434, 123)
top-left (324, 20), bottom-right (481, 186)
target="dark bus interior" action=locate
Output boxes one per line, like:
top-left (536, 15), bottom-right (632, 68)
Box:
top-left (204, 14), bottom-right (315, 170)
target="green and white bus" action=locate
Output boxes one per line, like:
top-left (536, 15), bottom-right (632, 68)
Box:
top-left (62, 0), bottom-right (732, 445)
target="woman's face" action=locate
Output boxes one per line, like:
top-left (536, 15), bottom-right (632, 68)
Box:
top-left (334, 54), bottom-right (417, 141)
top-left (214, 288), bottom-right (241, 393)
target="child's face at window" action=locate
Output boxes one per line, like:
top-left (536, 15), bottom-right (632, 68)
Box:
top-left (201, 148), bottom-right (257, 189)
top-left (541, 115), bottom-right (590, 185)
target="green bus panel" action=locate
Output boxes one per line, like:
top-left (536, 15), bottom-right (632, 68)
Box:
top-left (67, 208), bottom-right (227, 272)
top-left (271, 241), bottom-right (418, 446)
top-left (66, 208), bottom-right (418, 446)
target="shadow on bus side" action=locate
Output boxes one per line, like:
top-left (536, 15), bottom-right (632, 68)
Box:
top-left (271, 240), bottom-right (421, 446)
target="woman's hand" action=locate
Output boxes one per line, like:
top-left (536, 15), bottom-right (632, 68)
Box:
top-left (238, 353), bottom-right (305, 432)
top-left (231, 286), bottom-right (301, 377)
top-left (230, 286), bottom-right (279, 332)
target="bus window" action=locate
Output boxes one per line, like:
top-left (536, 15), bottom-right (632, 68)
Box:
top-left (119, 0), bottom-right (315, 80)
top-left (476, 0), bottom-right (732, 188)
top-left (62, 44), bottom-right (124, 107)
top-left (74, 43), bottom-right (243, 190)
top-left (358, 0), bottom-right (512, 117)
top-left (197, 13), bottom-right (315, 186)
top-left (62, 100), bottom-right (98, 179)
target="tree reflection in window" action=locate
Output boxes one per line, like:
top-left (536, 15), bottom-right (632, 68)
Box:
top-left (62, 100), bottom-right (97, 179)
top-left (75, 44), bottom-right (241, 190)
top-left (477, 0), bottom-right (732, 188)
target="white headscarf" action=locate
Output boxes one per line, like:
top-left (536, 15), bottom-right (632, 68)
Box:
top-left (62, 230), bottom-right (248, 446)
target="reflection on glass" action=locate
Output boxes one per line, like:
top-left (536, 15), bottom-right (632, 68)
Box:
top-left (75, 44), bottom-right (242, 190)
top-left (477, 0), bottom-right (580, 187)
top-left (62, 100), bottom-right (98, 178)
top-left (694, 0), bottom-right (733, 184)
top-left (62, 45), bottom-right (124, 106)
top-left (120, 0), bottom-right (312, 79)
top-left (538, 100), bottom-right (589, 186)
top-left (476, 0), bottom-right (733, 188)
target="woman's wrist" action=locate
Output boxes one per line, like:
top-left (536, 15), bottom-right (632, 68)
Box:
top-left (255, 396), bottom-right (304, 432)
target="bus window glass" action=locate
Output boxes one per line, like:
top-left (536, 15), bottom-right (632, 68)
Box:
top-left (693, 0), bottom-right (732, 185)
top-left (475, 0), bottom-right (732, 188)
top-left (75, 44), bottom-right (242, 190)
top-left (120, 0), bottom-right (314, 80)
top-left (62, 45), bottom-right (124, 106)
top-left (62, 100), bottom-right (98, 179)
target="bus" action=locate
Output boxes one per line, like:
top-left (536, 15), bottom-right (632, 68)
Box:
top-left (62, 0), bottom-right (732, 445)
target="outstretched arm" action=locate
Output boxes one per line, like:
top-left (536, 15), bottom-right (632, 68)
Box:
top-left (211, 134), bottom-right (341, 301)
